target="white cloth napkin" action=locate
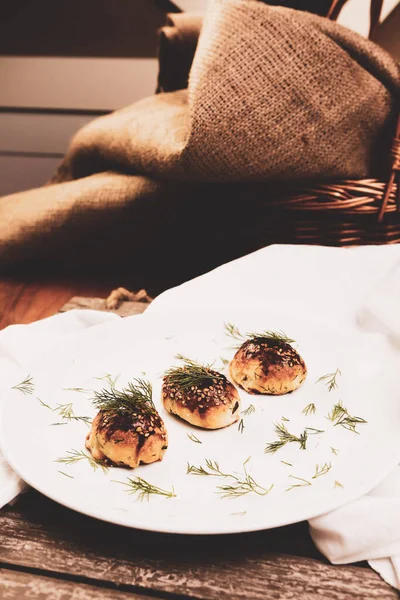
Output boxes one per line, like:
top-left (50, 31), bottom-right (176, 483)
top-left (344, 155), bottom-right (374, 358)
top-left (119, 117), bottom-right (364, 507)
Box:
top-left (0, 309), bottom-right (118, 507)
top-left (1, 244), bottom-right (400, 589)
top-left (145, 244), bottom-right (400, 589)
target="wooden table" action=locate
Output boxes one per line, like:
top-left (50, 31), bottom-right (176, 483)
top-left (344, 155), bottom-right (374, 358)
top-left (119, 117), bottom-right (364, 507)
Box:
top-left (0, 277), bottom-right (398, 600)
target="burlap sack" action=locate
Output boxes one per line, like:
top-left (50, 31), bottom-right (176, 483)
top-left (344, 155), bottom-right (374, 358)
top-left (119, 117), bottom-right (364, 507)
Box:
top-left (56, 0), bottom-right (399, 185)
top-left (156, 12), bottom-right (203, 93)
top-left (0, 0), bottom-right (398, 284)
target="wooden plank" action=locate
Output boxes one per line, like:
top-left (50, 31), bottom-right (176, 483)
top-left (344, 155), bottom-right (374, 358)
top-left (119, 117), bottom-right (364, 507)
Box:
top-left (0, 57), bottom-right (158, 112)
top-left (0, 281), bottom-right (114, 329)
top-left (0, 112), bottom-right (95, 154)
top-left (0, 568), bottom-right (149, 600)
top-left (0, 155), bottom-right (61, 196)
top-left (1, 494), bottom-right (396, 600)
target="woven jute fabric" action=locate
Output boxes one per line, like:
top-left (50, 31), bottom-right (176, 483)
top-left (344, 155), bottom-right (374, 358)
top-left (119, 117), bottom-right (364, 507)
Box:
top-left (0, 0), bottom-right (399, 282)
top-left (55, 0), bottom-right (399, 185)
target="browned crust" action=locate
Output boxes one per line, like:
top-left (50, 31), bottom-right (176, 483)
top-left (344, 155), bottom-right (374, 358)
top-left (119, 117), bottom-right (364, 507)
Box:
top-left (229, 340), bottom-right (307, 395)
top-left (162, 374), bottom-right (240, 429)
top-left (85, 410), bottom-right (168, 468)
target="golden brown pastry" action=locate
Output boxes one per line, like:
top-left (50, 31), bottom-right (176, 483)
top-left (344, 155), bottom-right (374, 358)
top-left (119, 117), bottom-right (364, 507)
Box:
top-left (86, 379), bottom-right (167, 468)
top-left (229, 333), bottom-right (307, 395)
top-left (162, 357), bottom-right (241, 429)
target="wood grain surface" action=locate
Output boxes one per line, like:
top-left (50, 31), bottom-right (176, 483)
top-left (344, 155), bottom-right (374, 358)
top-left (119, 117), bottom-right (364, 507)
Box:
top-left (0, 568), bottom-right (149, 600)
top-left (1, 492), bottom-right (398, 600)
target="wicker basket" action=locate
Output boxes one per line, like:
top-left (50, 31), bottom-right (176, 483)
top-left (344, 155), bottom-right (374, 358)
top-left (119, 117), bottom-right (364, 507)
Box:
top-left (258, 0), bottom-right (400, 247)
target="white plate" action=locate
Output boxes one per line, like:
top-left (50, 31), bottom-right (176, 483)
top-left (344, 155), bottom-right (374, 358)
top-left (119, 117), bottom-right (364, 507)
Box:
top-left (2, 310), bottom-right (400, 535)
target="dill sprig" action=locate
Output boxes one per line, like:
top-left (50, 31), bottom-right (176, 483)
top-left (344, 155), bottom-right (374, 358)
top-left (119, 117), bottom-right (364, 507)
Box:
top-left (331, 447), bottom-right (339, 455)
top-left (53, 403), bottom-right (91, 425)
top-left (334, 480), bottom-right (344, 489)
top-left (12, 375), bottom-right (34, 395)
top-left (58, 470), bottom-right (74, 479)
top-left (286, 475), bottom-right (312, 492)
top-left (63, 387), bottom-right (92, 393)
top-left (243, 404), bottom-right (256, 416)
top-left (164, 355), bottom-right (225, 391)
top-left (328, 400), bottom-right (367, 433)
top-left (94, 373), bottom-right (119, 389)
top-left (187, 458), bottom-right (273, 499)
top-left (281, 460), bottom-right (293, 467)
top-left (224, 323), bottom-right (295, 346)
top-left (316, 368), bottom-right (341, 391)
top-left (306, 427), bottom-right (324, 435)
top-left (92, 378), bottom-right (155, 416)
top-left (232, 511), bottom-right (247, 516)
top-left (312, 462), bottom-right (332, 479)
top-left (238, 419), bottom-right (245, 433)
top-left (265, 422), bottom-right (308, 454)
top-left (56, 449), bottom-right (109, 473)
top-left (220, 357), bottom-right (230, 366)
top-left (115, 477), bottom-right (176, 501)
top-left (38, 397), bottom-right (52, 410)
top-left (187, 433), bottom-right (202, 444)
top-left (327, 399), bottom-right (347, 422)
top-left (302, 403), bottom-right (316, 416)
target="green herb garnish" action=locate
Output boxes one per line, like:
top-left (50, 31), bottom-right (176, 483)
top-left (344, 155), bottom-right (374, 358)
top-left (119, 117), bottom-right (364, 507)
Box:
top-left (38, 397), bottom-right (52, 410)
top-left (187, 433), bottom-right (202, 444)
top-left (187, 458), bottom-right (273, 499)
top-left (164, 355), bottom-right (224, 391)
top-left (53, 402), bottom-right (91, 424)
top-left (238, 419), bottom-right (245, 433)
top-left (328, 400), bottom-right (367, 433)
top-left (94, 373), bottom-right (119, 389)
top-left (115, 477), bottom-right (176, 501)
top-left (265, 422), bottom-right (308, 454)
top-left (316, 368), bottom-right (341, 391)
top-left (286, 475), bottom-right (311, 491)
top-left (12, 375), bottom-right (34, 395)
top-left (302, 403), bottom-right (316, 416)
top-left (56, 449), bottom-right (108, 473)
top-left (58, 470), bottom-right (74, 479)
top-left (224, 323), bottom-right (295, 345)
top-left (92, 378), bottom-right (155, 416)
top-left (312, 462), bottom-right (332, 479)
top-left (243, 404), bottom-right (256, 416)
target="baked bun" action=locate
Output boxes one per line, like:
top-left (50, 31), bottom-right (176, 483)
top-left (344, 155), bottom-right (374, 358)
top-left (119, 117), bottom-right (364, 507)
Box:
top-left (162, 357), bottom-right (241, 429)
top-left (85, 379), bottom-right (167, 468)
top-left (229, 337), bottom-right (307, 395)
top-left (85, 409), bottom-right (167, 468)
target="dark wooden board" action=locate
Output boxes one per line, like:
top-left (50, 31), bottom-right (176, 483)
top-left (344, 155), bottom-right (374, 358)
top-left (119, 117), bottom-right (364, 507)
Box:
top-left (0, 568), bottom-right (149, 600)
top-left (1, 492), bottom-right (398, 600)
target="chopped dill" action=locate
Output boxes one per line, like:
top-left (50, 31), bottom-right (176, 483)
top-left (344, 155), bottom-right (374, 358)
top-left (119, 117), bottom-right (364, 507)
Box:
top-left (56, 449), bottom-right (109, 473)
top-left (187, 433), bottom-right (202, 444)
top-left (316, 368), bottom-right (341, 391)
top-left (12, 375), bottom-right (34, 395)
top-left (312, 462), bottom-right (332, 479)
top-left (187, 458), bottom-right (273, 499)
top-left (302, 403), bottom-right (316, 416)
top-left (265, 422), bottom-right (308, 454)
top-left (114, 477), bottom-right (176, 501)
top-left (224, 323), bottom-right (295, 346)
top-left (286, 475), bottom-right (312, 492)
